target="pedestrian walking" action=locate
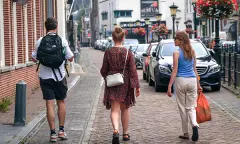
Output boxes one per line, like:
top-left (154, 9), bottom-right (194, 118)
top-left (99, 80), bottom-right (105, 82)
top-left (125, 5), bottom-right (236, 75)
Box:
top-left (100, 26), bottom-right (140, 144)
top-left (32, 17), bottom-right (74, 142)
top-left (167, 31), bottom-right (202, 142)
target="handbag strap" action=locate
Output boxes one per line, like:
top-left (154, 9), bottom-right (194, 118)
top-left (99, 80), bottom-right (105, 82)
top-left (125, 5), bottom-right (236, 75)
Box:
top-left (123, 48), bottom-right (129, 75)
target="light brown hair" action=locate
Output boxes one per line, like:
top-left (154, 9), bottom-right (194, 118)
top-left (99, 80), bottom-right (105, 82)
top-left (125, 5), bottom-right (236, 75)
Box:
top-left (112, 26), bottom-right (125, 42)
top-left (176, 31), bottom-right (194, 60)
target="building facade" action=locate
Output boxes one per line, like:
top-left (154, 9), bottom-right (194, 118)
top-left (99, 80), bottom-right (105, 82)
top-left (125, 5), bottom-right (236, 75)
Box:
top-left (98, 0), bottom-right (188, 40)
top-left (0, 0), bottom-right (70, 100)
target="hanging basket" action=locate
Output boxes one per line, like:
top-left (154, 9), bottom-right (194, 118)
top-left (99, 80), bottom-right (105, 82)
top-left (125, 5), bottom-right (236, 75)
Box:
top-left (154, 24), bottom-right (168, 36)
top-left (197, 0), bottom-right (238, 19)
top-left (134, 28), bottom-right (146, 36)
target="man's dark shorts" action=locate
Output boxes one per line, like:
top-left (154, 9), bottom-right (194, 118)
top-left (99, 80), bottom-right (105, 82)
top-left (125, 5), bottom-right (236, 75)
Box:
top-left (40, 77), bottom-right (68, 100)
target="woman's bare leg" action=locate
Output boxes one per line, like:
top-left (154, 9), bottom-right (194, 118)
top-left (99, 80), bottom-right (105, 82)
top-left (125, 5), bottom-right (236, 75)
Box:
top-left (111, 101), bottom-right (121, 131)
top-left (120, 103), bottom-right (130, 134)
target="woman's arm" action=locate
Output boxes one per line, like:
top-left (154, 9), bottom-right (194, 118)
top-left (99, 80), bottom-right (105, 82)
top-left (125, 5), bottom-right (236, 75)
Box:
top-left (168, 51), bottom-right (179, 89)
top-left (128, 50), bottom-right (140, 88)
top-left (100, 50), bottom-right (109, 78)
top-left (193, 50), bottom-right (202, 90)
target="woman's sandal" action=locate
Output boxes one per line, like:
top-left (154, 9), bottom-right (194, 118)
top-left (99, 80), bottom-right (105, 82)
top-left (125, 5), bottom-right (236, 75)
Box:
top-left (179, 133), bottom-right (189, 140)
top-left (112, 130), bottom-right (120, 144)
top-left (123, 133), bottom-right (131, 141)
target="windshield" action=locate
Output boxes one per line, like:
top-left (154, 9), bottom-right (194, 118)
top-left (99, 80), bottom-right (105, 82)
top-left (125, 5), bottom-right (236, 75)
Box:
top-left (137, 44), bottom-right (149, 52)
top-left (160, 42), bottom-right (208, 58)
top-left (124, 39), bottom-right (139, 45)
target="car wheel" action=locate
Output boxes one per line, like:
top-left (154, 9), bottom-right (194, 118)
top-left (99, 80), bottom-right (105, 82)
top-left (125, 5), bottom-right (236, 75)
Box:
top-left (148, 74), bottom-right (154, 86)
top-left (211, 84), bottom-right (221, 91)
top-left (154, 77), bottom-right (165, 92)
top-left (143, 71), bottom-right (146, 80)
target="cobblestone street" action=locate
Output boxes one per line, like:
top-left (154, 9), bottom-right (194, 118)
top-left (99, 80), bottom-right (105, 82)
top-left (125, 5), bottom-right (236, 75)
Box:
top-left (26, 48), bottom-right (240, 144)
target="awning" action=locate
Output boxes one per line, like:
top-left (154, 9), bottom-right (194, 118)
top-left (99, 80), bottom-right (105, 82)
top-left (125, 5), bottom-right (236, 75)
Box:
top-left (222, 23), bottom-right (233, 32)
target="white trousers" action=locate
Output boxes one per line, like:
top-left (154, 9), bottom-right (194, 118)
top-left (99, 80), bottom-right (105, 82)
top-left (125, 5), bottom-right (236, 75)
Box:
top-left (174, 77), bottom-right (199, 134)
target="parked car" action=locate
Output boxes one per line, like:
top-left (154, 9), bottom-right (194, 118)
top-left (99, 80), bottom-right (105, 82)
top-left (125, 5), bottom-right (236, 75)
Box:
top-left (142, 43), bottom-right (158, 81)
top-left (148, 39), bottom-right (221, 92)
top-left (123, 39), bottom-right (139, 46)
top-left (131, 44), bottom-right (149, 68)
top-left (99, 40), bottom-right (108, 51)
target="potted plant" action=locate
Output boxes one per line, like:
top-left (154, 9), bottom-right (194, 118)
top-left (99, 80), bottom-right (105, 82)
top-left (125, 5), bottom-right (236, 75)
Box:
top-left (197, 0), bottom-right (238, 19)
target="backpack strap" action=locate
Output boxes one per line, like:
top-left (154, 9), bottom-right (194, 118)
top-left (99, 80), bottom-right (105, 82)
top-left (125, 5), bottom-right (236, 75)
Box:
top-left (52, 68), bottom-right (59, 81)
top-left (65, 60), bottom-right (70, 77)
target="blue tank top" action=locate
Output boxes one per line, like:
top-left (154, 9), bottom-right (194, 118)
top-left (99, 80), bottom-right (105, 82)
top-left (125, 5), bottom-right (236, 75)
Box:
top-left (177, 48), bottom-right (196, 78)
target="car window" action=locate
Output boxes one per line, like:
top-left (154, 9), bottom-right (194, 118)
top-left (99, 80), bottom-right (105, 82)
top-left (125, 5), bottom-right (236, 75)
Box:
top-left (160, 42), bottom-right (209, 58)
top-left (124, 39), bottom-right (139, 45)
top-left (137, 44), bottom-right (149, 52)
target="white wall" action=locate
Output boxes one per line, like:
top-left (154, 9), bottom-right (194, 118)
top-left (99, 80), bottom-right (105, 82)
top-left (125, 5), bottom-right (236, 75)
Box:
top-left (57, 0), bottom-right (66, 37)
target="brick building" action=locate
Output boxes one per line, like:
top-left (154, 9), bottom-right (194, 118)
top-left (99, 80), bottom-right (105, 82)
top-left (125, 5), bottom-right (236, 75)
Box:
top-left (0, 0), bottom-right (69, 100)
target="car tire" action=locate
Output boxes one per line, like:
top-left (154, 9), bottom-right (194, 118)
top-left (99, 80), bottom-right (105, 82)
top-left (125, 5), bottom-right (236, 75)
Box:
top-left (211, 84), bottom-right (221, 91)
top-left (143, 71), bottom-right (146, 80)
top-left (154, 77), bottom-right (165, 92)
top-left (148, 75), bottom-right (154, 86)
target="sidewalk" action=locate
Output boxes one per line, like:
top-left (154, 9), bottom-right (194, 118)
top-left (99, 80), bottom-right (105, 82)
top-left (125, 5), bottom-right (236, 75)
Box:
top-left (0, 75), bottom-right (80, 144)
top-left (26, 48), bottom-right (104, 144)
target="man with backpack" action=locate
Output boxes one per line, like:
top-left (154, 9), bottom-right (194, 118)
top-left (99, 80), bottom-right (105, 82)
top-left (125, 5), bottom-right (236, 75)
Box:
top-left (32, 17), bottom-right (74, 142)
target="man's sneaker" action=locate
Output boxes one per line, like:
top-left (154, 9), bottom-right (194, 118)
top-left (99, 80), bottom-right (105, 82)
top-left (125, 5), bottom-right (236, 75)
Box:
top-left (58, 130), bottom-right (68, 140)
top-left (50, 133), bottom-right (58, 142)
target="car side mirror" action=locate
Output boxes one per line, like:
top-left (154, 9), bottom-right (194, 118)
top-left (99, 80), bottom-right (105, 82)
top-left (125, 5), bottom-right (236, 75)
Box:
top-left (152, 52), bottom-right (156, 57)
top-left (142, 53), bottom-right (148, 57)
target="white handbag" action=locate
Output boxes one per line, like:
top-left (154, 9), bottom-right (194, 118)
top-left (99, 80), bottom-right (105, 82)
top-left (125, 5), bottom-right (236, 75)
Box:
top-left (106, 48), bottom-right (128, 87)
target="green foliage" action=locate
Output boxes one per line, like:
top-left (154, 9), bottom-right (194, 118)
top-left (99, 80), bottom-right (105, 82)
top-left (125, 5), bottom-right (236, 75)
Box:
top-left (0, 97), bottom-right (12, 112)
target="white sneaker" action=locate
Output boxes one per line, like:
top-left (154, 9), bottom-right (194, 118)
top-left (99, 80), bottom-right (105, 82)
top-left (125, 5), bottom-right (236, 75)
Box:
top-left (58, 130), bottom-right (68, 140)
top-left (50, 133), bottom-right (57, 142)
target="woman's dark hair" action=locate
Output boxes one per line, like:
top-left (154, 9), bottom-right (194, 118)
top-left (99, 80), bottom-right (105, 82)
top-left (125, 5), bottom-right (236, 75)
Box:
top-left (176, 31), bottom-right (194, 60)
top-left (45, 17), bottom-right (58, 31)
top-left (112, 26), bottom-right (125, 42)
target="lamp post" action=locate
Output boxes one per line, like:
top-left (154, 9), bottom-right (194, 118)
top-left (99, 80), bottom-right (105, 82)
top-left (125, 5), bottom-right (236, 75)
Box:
top-left (192, 0), bottom-right (197, 38)
top-left (201, 18), bottom-right (206, 42)
top-left (233, 12), bottom-right (239, 88)
top-left (156, 13), bottom-right (162, 42)
top-left (176, 20), bottom-right (179, 31)
top-left (129, 21), bottom-right (133, 34)
top-left (144, 18), bottom-right (150, 43)
top-left (99, 32), bottom-right (102, 40)
top-left (169, 3), bottom-right (178, 38)
top-left (136, 20), bottom-right (141, 28)
top-left (104, 24), bottom-right (107, 39)
top-left (214, 18), bottom-right (221, 64)
top-left (113, 23), bottom-right (117, 28)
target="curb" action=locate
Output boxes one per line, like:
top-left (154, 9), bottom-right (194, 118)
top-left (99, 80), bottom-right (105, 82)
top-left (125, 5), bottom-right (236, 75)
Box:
top-left (10, 76), bottom-right (81, 144)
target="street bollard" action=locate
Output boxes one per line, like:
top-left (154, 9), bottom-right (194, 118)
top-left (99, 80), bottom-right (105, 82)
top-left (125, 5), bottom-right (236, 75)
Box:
top-left (14, 80), bottom-right (26, 126)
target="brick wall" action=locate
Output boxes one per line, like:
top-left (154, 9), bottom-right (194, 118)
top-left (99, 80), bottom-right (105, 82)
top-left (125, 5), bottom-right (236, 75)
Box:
top-left (0, 65), bottom-right (39, 100)
top-left (27, 0), bottom-right (34, 60)
top-left (3, 0), bottom-right (13, 66)
top-left (16, 4), bottom-right (25, 64)
top-left (0, 1), bottom-right (45, 100)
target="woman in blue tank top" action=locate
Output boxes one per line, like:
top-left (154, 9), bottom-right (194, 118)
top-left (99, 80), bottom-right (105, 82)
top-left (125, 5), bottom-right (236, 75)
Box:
top-left (167, 31), bottom-right (202, 142)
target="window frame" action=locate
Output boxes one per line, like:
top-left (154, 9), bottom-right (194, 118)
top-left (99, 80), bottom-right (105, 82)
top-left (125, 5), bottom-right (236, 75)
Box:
top-left (114, 10), bottom-right (132, 18)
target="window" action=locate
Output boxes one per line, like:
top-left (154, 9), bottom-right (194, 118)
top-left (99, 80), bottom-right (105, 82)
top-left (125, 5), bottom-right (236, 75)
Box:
top-left (101, 12), bottom-right (108, 20)
top-left (114, 10), bottom-right (132, 18)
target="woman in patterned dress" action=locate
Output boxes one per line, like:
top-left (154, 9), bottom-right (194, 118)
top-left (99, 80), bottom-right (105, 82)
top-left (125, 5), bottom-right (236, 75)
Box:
top-left (100, 26), bottom-right (140, 144)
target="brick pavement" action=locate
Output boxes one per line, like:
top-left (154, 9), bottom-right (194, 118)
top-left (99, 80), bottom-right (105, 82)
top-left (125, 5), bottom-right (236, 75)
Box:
top-left (89, 73), bottom-right (240, 144)
top-left (23, 48), bottom-right (240, 144)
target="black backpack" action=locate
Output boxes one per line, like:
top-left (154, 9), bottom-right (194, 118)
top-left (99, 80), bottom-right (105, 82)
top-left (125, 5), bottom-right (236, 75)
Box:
top-left (36, 34), bottom-right (69, 81)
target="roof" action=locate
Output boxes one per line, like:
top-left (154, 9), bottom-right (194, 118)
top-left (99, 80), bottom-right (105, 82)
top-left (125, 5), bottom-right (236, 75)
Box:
top-left (160, 39), bottom-right (201, 43)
